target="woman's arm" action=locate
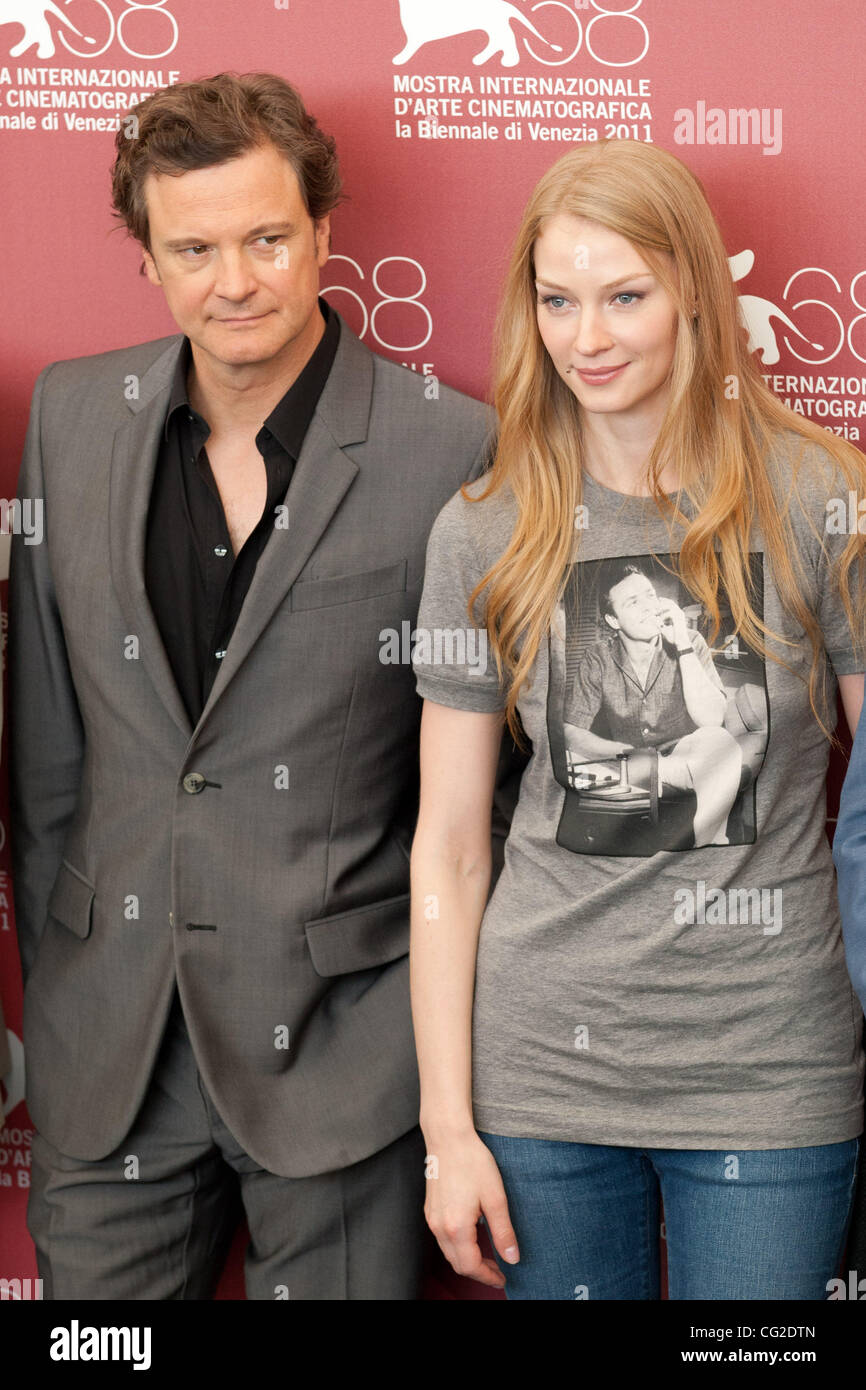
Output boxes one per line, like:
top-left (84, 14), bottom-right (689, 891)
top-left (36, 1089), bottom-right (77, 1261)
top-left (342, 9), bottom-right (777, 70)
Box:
top-left (410, 699), bottom-right (520, 1287)
top-left (838, 673), bottom-right (865, 737)
top-left (411, 701), bottom-right (500, 1135)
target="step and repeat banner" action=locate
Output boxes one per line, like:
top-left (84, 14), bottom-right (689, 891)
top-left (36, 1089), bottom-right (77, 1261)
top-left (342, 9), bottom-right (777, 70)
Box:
top-left (1, 0), bottom-right (865, 1301)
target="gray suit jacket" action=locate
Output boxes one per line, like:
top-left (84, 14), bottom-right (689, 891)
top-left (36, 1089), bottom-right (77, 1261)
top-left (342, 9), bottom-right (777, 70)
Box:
top-left (9, 313), bottom-right (522, 1175)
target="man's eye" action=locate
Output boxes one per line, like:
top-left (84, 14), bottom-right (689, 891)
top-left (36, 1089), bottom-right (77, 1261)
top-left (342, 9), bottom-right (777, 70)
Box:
top-left (181, 246), bottom-right (209, 257)
top-left (256, 236), bottom-right (283, 247)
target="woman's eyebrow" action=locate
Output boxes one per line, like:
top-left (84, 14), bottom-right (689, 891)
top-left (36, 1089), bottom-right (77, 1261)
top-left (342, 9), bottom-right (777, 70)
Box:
top-left (534, 272), bottom-right (655, 292)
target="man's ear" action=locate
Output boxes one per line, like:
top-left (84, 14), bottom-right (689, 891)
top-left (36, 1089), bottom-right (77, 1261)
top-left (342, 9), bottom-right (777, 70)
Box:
top-left (603, 612), bottom-right (618, 631)
top-left (314, 214), bottom-right (331, 268)
top-left (142, 248), bottom-right (162, 287)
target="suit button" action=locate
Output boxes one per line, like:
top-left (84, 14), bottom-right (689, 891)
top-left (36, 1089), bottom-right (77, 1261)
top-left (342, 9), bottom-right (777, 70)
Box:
top-left (169, 911), bottom-right (174, 926)
top-left (183, 772), bottom-right (207, 794)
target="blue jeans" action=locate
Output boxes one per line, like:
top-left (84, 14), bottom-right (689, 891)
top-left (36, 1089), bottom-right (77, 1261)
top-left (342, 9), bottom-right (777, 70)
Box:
top-left (477, 1131), bottom-right (860, 1300)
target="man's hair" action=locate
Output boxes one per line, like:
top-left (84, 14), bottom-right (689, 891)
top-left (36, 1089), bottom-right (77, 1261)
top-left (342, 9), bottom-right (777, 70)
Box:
top-left (111, 72), bottom-right (343, 263)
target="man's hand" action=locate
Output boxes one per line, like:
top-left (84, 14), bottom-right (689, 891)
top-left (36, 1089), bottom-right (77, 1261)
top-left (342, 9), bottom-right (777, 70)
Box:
top-left (656, 599), bottom-right (692, 651)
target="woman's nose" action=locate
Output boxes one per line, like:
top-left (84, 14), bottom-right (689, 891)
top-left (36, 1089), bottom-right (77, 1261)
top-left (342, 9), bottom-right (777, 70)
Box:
top-left (573, 308), bottom-right (614, 357)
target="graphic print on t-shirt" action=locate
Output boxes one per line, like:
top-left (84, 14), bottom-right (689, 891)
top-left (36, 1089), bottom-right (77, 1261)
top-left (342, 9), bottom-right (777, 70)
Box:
top-left (546, 552), bottom-right (769, 856)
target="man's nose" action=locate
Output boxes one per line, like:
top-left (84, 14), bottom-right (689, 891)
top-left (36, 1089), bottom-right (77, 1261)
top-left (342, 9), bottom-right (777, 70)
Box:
top-left (212, 249), bottom-right (259, 302)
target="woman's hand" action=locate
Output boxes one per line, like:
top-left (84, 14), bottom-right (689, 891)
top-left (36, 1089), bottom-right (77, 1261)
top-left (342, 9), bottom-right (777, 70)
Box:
top-left (423, 1129), bottom-right (520, 1288)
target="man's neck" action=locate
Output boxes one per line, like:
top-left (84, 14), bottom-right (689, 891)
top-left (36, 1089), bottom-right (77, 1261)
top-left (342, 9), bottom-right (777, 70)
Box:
top-left (618, 630), bottom-right (659, 668)
top-left (186, 304), bottom-right (326, 438)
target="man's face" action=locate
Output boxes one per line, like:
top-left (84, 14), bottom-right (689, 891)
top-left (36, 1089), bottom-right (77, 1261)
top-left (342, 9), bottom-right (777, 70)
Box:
top-left (604, 572), bottom-right (661, 642)
top-left (141, 141), bottom-right (330, 374)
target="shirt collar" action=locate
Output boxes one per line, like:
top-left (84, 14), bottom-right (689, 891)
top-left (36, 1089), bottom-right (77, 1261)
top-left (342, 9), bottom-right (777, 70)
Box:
top-left (163, 296), bottom-right (341, 455)
top-left (609, 631), bottom-right (663, 673)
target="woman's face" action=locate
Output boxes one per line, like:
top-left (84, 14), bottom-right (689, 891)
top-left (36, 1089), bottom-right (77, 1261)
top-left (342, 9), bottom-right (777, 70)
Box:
top-left (533, 214), bottom-right (680, 424)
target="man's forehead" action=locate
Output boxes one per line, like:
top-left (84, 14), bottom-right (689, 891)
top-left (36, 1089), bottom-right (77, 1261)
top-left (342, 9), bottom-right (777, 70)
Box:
top-left (143, 148), bottom-right (303, 219)
top-left (611, 572), bottom-right (654, 599)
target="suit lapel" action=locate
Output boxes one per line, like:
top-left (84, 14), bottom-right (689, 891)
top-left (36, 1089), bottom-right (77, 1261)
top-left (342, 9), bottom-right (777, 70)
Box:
top-left (109, 337), bottom-right (193, 740)
top-left (109, 315), bottom-right (374, 741)
top-left (195, 321), bottom-right (373, 731)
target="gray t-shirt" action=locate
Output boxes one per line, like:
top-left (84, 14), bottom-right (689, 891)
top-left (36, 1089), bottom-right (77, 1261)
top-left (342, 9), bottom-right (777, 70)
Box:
top-left (412, 431), bottom-right (865, 1148)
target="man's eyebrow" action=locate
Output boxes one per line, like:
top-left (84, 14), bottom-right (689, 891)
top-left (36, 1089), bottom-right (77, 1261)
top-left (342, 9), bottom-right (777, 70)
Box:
top-left (162, 222), bottom-right (297, 249)
top-left (534, 272), bottom-right (655, 293)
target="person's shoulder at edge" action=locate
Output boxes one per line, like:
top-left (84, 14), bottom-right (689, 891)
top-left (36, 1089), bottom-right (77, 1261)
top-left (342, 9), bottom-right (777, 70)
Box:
top-left (764, 423), bottom-right (850, 495)
top-left (575, 633), bottom-right (615, 664)
top-left (427, 467), bottom-right (519, 563)
top-left (362, 331), bottom-right (495, 469)
top-left (755, 423), bottom-right (861, 558)
top-left (34, 332), bottom-right (182, 388)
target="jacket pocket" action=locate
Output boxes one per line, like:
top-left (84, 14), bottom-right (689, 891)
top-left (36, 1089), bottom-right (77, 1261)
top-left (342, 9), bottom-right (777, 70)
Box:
top-left (304, 891), bottom-right (410, 977)
top-left (290, 560), bottom-right (407, 612)
top-left (46, 859), bottom-right (95, 940)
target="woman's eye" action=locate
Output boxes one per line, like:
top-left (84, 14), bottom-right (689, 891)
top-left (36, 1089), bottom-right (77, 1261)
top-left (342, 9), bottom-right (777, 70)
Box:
top-left (614, 292), bottom-right (643, 305)
top-left (540, 294), bottom-right (569, 311)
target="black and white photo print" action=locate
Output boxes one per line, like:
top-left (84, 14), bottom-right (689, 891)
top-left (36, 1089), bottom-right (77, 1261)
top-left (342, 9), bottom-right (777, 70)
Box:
top-left (546, 552), bottom-right (770, 856)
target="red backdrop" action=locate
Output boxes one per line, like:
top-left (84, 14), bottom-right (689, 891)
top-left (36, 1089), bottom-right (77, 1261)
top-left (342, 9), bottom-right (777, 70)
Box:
top-left (2, 0), bottom-right (865, 1300)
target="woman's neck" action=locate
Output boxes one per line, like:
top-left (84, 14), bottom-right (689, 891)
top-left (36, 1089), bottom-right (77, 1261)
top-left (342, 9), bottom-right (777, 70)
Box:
top-left (579, 405), bottom-right (680, 497)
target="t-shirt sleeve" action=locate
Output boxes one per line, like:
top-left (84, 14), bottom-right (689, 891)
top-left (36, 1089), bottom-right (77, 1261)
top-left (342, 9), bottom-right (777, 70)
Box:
top-left (816, 548), bottom-right (862, 676)
top-left (795, 442), bottom-right (866, 676)
top-left (412, 491), bottom-right (509, 712)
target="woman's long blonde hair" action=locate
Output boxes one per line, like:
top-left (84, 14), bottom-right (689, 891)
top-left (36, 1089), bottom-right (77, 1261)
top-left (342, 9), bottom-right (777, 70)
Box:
top-left (466, 139), bottom-right (866, 749)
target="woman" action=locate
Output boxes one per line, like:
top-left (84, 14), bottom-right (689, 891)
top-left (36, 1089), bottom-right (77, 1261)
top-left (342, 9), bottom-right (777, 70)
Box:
top-left (409, 139), bottom-right (866, 1300)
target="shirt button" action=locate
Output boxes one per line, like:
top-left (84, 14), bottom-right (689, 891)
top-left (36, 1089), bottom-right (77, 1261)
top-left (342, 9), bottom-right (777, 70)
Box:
top-left (182, 772), bottom-right (207, 794)
top-left (642, 726), bottom-right (650, 736)
top-left (169, 911), bottom-right (174, 927)
top-left (214, 546), bottom-right (228, 557)
top-left (215, 649), bottom-right (226, 660)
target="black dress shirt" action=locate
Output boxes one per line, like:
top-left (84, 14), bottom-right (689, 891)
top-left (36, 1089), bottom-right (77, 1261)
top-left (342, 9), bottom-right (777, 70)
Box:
top-left (145, 297), bottom-right (340, 726)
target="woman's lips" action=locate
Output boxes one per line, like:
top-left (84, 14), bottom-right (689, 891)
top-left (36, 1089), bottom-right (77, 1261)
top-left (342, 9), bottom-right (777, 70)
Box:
top-left (573, 363), bottom-right (629, 384)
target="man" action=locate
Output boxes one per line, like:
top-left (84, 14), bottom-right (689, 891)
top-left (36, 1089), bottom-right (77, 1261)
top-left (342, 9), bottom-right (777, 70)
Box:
top-left (562, 563), bottom-right (741, 847)
top-left (9, 72), bottom-right (514, 1300)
